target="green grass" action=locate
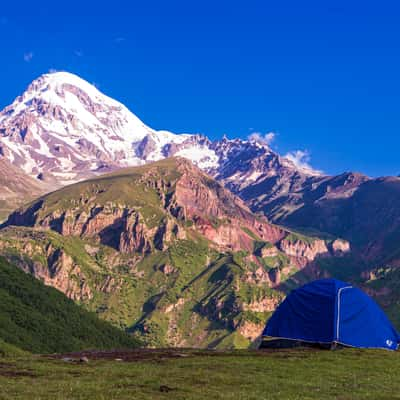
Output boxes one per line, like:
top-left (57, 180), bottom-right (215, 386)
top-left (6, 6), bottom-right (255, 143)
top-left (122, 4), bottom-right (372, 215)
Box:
top-left (284, 225), bottom-right (338, 241)
top-left (253, 240), bottom-right (273, 254)
top-left (0, 339), bottom-right (27, 357)
top-left (241, 226), bottom-right (261, 241)
top-left (285, 231), bottom-right (317, 245)
top-left (1, 349), bottom-right (400, 399)
top-left (315, 255), bottom-right (368, 283)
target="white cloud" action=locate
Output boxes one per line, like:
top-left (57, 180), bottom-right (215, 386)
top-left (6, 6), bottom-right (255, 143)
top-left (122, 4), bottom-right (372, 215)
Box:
top-left (23, 52), bottom-right (33, 62)
top-left (248, 131), bottom-right (275, 146)
top-left (284, 150), bottom-right (322, 175)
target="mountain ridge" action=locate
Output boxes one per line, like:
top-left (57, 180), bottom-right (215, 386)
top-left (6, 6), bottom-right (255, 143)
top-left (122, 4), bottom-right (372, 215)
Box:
top-left (0, 158), bottom-right (348, 347)
top-left (1, 71), bottom-right (400, 347)
top-left (0, 71), bottom-right (319, 187)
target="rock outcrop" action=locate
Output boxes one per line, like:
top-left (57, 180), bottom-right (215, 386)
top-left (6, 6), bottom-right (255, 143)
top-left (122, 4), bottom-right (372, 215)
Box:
top-left (279, 237), bottom-right (329, 261)
top-left (0, 232), bottom-right (92, 301)
top-left (6, 158), bottom-right (347, 266)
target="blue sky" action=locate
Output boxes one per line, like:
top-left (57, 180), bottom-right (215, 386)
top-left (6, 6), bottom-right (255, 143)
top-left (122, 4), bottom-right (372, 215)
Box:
top-left (0, 0), bottom-right (399, 176)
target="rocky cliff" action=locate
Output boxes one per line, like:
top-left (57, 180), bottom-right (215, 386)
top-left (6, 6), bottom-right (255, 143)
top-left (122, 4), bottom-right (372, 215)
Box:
top-left (1, 158), bottom-right (349, 348)
top-left (6, 158), bottom-right (340, 262)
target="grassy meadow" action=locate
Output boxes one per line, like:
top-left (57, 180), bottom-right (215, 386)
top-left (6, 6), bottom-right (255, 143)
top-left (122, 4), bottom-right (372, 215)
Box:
top-left (0, 348), bottom-right (399, 399)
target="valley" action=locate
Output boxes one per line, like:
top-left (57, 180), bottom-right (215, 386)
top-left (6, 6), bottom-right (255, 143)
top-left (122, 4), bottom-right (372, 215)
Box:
top-left (0, 71), bottom-right (399, 351)
top-left (0, 158), bottom-right (346, 348)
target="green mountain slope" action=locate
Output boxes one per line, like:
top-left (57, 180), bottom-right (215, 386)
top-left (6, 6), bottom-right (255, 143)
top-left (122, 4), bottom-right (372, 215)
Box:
top-left (0, 257), bottom-right (139, 353)
top-left (0, 338), bottom-right (27, 357)
top-left (1, 158), bottom-right (348, 348)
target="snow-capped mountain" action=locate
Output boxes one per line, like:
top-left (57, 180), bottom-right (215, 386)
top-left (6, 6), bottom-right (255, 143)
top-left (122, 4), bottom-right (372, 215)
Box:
top-left (4, 71), bottom-right (400, 277)
top-left (0, 72), bottom-right (218, 185)
top-left (0, 71), bottom-right (320, 190)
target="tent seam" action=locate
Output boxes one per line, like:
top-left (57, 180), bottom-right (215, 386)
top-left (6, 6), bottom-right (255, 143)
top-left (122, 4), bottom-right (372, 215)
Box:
top-left (335, 286), bottom-right (352, 342)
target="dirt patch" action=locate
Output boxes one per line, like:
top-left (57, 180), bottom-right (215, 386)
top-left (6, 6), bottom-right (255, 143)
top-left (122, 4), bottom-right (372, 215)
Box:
top-left (0, 362), bottom-right (37, 378)
top-left (159, 384), bottom-right (177, 393)
top-left (49, 348), bottom-right (197, 362)
top-left (66, 371), bottom-right (83, 377)
top-left (47, 347), bottom-right (322, 363)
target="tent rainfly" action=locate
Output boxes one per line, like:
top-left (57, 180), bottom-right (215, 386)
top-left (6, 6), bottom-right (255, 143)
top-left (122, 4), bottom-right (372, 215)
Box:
top-left (261, 279), bottom-right (399, 350)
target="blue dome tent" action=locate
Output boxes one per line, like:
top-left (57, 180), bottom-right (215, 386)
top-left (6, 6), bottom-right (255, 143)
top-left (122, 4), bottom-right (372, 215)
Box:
top-left (261, 279), bottom-right (399, 350)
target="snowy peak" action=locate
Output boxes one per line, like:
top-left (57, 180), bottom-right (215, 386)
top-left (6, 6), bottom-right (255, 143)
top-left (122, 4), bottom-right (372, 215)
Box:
top-left (0, 71), bottom-right (321, 189)
top-left (5, 71), bottom-right (145, 131)
top-left (0, 71), bottom-right (213, 184)
top-left (1, 71), bottom-right (151, 150)
top-left (20, 72), bottom-right (146, 118)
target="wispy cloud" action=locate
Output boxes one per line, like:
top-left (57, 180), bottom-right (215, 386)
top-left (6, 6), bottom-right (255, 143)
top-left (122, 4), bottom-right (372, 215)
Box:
top-left (284, 150), bottom-right (322, 174)
top-left (114, 37), bottom-right (126, 44)
top-left (23, 52), bottom-right (34, 62)
top-left (248, 131), bottom-right (276, 146)
top-left (74, 49), bottom-right (84, 57)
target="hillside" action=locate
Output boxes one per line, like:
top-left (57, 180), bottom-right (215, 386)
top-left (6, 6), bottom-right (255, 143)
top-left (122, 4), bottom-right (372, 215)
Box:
top-left (248, 174), bottom-right (400, 269)
top-left (0, 71), bottom-right (399, 280)
top-left (0, 256), bottom-right (139, 353)
top-left (264, 176), bottom-right (400, 259)
top-left (1, 158), bottom-right (348, 348)
top-left (0, 338), bottom-right (27, 357)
